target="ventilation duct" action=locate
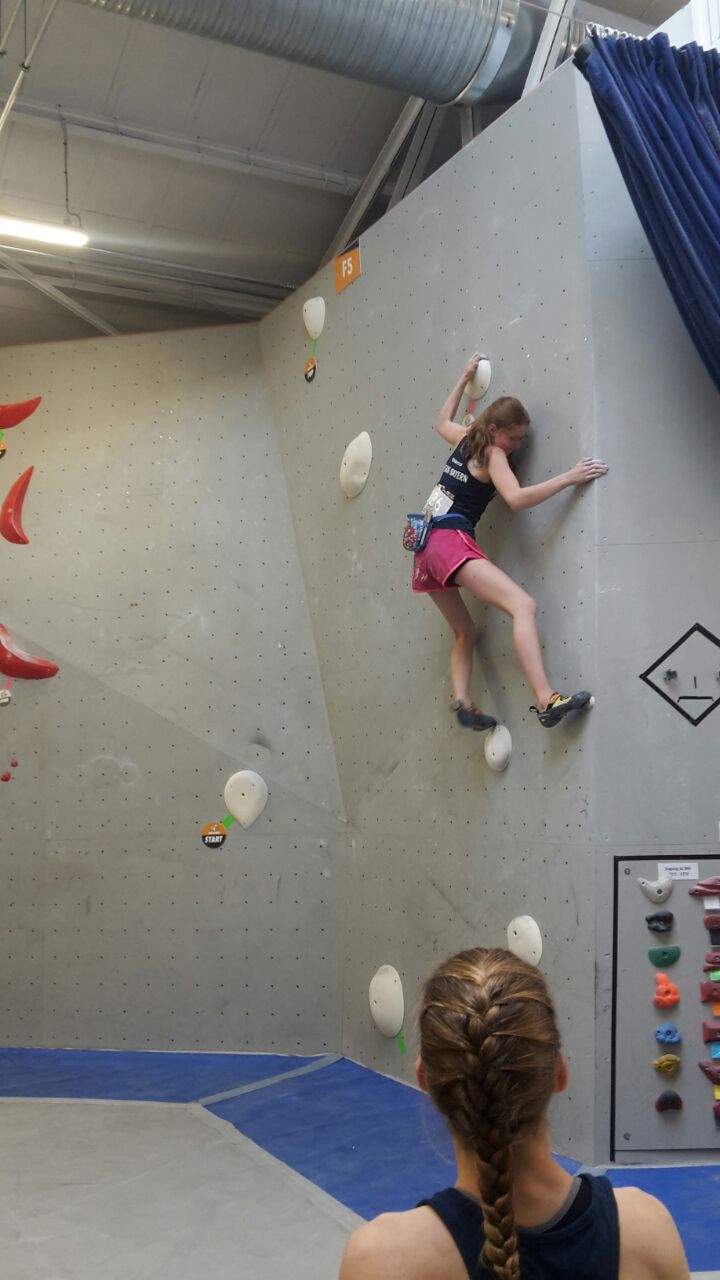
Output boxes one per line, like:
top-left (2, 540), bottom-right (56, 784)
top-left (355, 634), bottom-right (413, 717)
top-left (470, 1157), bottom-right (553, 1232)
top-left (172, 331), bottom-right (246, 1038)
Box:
top-left (71, 0), bottom-right (585, 106)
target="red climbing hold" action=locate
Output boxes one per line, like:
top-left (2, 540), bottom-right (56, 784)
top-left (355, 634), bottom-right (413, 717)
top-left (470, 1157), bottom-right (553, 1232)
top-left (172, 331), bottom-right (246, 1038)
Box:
top-left (0, 396), bottom-right (41, 430)
top-left (653, 973), bottom-right (680, 1008)
top-left (700, 980), bottom-right (720, 1003)
top-left (704, 915), bottom-right (720, 932)
top-left (704, 951), bottom-right (720, 971)
top-left (698, 1061), bottom-right (720, 1085)
top-left (690, 876), bottom-right (720, 896)
top-left (0, 624), bottom-right (58, 680)
top-left (0, 466), bottom-right (33, 544)
top-left (0, 772), bottom-right (10, 782)
top-left (10, 757), bottom-right (17, 767)
top-left (702, 1022), bottom-right (720, 1043)
top-left (655, 1090), bottom-right (682, 1112)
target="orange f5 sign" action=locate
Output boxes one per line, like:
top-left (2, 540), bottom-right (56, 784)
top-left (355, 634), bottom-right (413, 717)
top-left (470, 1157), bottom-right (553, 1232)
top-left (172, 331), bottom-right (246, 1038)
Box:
top-left (335, 241), bottom-right (362, 293)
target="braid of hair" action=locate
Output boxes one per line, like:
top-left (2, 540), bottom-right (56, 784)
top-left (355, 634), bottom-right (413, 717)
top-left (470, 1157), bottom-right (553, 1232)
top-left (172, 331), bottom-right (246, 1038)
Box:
top-left (419, 949), bottom-right (562, 1280)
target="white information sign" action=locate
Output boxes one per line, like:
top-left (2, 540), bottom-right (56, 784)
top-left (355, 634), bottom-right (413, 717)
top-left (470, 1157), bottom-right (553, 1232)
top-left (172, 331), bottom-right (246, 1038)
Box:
top-left (658, 862), bottom-right (699, 881)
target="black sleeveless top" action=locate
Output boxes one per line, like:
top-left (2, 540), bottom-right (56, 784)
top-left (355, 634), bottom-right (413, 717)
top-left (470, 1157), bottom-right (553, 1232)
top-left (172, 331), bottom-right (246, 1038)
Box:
top-left (419, 1174), bottom-right (620, 1279)
top-left (435, 438), bottom-right (496, 529)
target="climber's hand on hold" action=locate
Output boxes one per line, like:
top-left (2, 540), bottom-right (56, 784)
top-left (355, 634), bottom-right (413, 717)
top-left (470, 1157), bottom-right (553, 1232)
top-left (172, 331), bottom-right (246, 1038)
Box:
top-left (569, 457), bottom-right (608, 485)
top-left (462, 352), bottom-right (484, 383)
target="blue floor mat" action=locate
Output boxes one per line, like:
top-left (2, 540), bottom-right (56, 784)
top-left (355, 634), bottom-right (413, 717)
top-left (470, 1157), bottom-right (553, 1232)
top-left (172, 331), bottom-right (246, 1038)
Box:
top-left (606, 1164), bottom-right (720, 1273)
top-left (0, 1047), bottom-right (320, 1102)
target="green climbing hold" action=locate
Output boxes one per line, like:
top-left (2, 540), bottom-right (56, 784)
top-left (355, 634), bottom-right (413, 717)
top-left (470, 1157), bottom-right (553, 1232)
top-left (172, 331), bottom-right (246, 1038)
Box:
top-left (648, 945), bottom-right (681, 967)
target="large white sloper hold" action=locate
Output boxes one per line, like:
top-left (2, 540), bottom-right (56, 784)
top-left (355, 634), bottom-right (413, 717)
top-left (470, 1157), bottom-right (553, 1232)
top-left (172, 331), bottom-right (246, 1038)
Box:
top-left (507, 916), bottom-right (543, 966)
top-left (484, 724), bottom-right (512, 772)
top-left (340, 431), bottom-right (372, 497)
top-left (369, 964), bottom-right (405, 1038)
top-left (302, 297), bottom-right (326, 341)
top-left (466, 357), bottom-right (491, 400)
top-left (224, 770), bottom-right (268, 829)
top-left (638, 875), bottom-right (673, 904)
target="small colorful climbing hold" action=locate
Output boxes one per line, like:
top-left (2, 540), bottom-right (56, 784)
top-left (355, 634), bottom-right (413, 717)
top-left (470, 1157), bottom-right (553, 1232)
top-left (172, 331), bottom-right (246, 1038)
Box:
top-left (0, 771), bottom-right (10, 782)
top-left (655, 1090), bottom-right (682, 1112)
top-left (702, 1022), bottom-right (720, 1044)
top-left (690, 876), bottom-right (720, 897)
top-left (704, 915), bottom-right (720, 932)
top-left (648, 946), bottom-right (681, 967)
top-left (698, 1061), bottom-right (720, 1085)
top-left (653, 1053), bottom-right (681, 1077)
top-left (704, 951), bottom-right (720, 971)
top-left (655, 1023), bottom-right (681, 1045)
top-left (654, 973), bottom-right (680, 1008)
top-left (646, 910), bottom-right (674, 933)
top-left (700, 981), bottom-right (720, 1004)
top-left (638, 875), bottom-right (673, 904)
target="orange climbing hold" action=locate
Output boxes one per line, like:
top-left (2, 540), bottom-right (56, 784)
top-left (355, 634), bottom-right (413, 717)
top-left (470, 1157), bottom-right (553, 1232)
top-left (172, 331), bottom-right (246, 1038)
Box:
top-left (653, 973), bottom-right (680, 1008)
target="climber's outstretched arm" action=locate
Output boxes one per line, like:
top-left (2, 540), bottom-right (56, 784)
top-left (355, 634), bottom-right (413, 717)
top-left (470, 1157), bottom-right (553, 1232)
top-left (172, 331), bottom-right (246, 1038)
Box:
top-left (488, 446), bottom-right (607, 512)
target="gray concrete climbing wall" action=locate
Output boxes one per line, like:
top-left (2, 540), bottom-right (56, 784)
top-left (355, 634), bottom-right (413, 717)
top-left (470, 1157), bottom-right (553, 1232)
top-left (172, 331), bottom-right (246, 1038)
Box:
top-left (260, 9), bottom-right (720, 1161)
top-left (261, 66), bottom-right (600, 1158)
top-left (0, 324), bottom-right (345, 1053)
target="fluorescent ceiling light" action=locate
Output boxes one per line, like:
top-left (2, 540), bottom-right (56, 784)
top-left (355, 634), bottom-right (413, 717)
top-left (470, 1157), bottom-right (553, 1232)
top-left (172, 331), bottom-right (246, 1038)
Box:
top-left (0, 216), bottom-right (88, 247)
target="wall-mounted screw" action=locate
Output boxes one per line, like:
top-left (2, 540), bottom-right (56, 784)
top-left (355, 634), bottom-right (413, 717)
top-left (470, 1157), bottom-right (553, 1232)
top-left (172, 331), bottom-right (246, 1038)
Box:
top-left (663, 669), bottom-right (677, 682)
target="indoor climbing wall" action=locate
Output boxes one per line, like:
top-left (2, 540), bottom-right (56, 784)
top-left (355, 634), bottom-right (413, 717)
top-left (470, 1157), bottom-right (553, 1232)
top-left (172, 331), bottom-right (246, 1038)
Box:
top-left (0, 325), bottom-right (345, 1052)
top-left (260, 65), bottom-right (600, 1156)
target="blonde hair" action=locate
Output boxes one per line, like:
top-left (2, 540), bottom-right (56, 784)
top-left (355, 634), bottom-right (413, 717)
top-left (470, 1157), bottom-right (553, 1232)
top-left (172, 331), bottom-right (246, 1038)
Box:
top-left (419, 948), bottom-right (561, 1280)
top-left (465, 397), bottom-right (530, 470)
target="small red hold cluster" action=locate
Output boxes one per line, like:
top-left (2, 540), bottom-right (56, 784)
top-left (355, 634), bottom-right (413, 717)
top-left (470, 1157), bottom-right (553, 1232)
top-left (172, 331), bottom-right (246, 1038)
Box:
top-left (1, 755), bottom-right (18, 782)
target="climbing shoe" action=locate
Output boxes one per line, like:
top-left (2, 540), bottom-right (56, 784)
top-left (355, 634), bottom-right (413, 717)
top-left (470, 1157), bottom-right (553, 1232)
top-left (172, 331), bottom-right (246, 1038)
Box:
top-left (530, 690), bottom-right (593, 727)
top-left (453, 700), bottom-right (497, 731)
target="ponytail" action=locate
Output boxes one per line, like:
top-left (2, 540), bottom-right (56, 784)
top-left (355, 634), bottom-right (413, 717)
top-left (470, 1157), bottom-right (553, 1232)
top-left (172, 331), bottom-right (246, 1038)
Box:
top-left (465, 397), bottom-right (530, 470)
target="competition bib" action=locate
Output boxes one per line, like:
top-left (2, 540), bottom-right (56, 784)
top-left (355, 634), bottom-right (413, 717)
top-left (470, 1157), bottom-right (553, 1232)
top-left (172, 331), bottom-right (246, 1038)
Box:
top-left (423, 484), bottom-right (453, 519)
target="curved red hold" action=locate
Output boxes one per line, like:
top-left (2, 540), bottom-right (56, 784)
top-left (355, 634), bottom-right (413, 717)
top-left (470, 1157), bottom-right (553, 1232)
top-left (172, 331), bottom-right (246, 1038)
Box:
top-left (0, 397), bottom-right (42, 431)
top-left (1, 466), bottom-right (33, 544)
top-left (0, 623), bottom-right (58, 680)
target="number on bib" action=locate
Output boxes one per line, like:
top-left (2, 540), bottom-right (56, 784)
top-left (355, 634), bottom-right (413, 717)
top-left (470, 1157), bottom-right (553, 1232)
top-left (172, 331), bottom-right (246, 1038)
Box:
top-left (423, 485), bottom-right (453, 518)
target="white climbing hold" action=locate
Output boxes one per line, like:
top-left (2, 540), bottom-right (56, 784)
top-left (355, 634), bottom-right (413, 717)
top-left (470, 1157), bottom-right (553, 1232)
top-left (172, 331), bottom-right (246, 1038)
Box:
top-left (507, 915), bottom-right (543, 966)
top-left (224, 770), bottom-right (268, 829)
top-left (302, 296), bottom-right (326, 341)
top-left (638, 875), bottom-right (673, 904)
top-left (369, 964), bottom-right (404, 1038)
top-left (466, 357), bottom-right (492, 401)
top-left (484, 724), bottom-right (512, 772)
top-left (340, 431), bottom-right (372, 497)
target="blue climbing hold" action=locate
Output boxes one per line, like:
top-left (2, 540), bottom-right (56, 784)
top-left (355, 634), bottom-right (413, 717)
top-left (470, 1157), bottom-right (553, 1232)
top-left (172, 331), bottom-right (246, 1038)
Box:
top-left (655, 1023), bottom-right (681, 1045)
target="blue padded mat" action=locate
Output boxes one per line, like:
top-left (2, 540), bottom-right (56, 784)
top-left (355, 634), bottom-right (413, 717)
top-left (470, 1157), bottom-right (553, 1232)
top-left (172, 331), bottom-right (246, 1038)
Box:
top-left (606, 1164), bottom-right (720, 1273)
top-left (208, 1057), bottom-right (579, 1220)
top-left (0, 1047), bottom-right (319, 1102)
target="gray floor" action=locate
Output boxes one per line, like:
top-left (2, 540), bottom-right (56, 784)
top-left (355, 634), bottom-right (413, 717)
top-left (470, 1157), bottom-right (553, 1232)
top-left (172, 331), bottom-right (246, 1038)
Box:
top-left (0, 1098), bottom-right (717, 1280)
top-left (0, 1099), bottom-right (362, 1280)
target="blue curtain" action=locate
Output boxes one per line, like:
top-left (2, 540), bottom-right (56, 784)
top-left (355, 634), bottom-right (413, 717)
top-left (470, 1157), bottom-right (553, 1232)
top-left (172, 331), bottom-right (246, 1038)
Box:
top-left (574, 32), bottom-right (720, 396)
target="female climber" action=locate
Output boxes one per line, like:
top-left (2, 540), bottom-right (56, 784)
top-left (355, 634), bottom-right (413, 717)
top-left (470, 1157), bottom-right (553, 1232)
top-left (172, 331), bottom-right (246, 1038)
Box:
top-left (410, 354), bottom-right (607, 729)
top-left (339, 946), bottom-right (690, 1280)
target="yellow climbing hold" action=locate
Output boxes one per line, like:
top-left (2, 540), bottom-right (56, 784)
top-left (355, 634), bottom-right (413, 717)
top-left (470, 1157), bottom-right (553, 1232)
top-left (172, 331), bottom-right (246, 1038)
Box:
top-left (653, 1053), bottom-right (681, 1076)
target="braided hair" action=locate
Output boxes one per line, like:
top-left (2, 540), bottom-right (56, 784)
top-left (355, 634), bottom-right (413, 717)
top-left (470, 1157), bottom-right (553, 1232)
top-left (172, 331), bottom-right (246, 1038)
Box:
top-left (419, 948), bottom-right (561, 1280)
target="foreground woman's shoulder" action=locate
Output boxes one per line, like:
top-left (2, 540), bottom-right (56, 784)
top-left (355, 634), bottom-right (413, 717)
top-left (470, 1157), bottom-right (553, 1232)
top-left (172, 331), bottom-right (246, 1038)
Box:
top-left (614, 1187), bottom-right (691, 1280)
top-left (339, 1206), bottom-right (462, 1280)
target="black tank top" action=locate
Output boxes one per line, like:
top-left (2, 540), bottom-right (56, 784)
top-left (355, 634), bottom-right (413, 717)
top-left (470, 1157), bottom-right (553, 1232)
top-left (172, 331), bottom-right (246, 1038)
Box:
top-left (435, 438), bottom-right (496, 529)
top-left (419, 1174), bottom-right (620, 1279)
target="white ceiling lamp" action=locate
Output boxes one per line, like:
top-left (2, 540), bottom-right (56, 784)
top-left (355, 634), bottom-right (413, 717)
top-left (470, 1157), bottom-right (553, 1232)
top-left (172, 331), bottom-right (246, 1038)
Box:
top-left (0, 216), bottom-right (88, 248)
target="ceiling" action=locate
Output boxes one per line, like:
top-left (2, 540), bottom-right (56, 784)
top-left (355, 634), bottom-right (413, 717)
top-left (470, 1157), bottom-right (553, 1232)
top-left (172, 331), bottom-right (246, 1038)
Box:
top-left (0, 0), bottom-right (681, 346)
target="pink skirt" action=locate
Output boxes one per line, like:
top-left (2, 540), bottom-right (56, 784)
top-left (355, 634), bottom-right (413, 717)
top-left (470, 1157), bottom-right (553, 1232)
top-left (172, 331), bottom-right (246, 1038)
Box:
top-left (412, 527), bottom-right (489, 593)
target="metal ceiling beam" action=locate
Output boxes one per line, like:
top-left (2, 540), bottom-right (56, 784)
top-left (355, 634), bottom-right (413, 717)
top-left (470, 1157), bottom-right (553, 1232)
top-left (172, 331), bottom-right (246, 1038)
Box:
top-left (0, 0), bottom-right (59, 139)
top-left (0, 266), bottom-right (277, 318)
top-left (522, 0), bottom-right (577, 96)
top-left (321, 97), bottom-right (424, 267)
top-left (387, 102), bottom-right (447, 212)
top-left (0, 249), bottom-right (118, 334)
top-left (10, 99), bottom-right (361, 196)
